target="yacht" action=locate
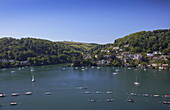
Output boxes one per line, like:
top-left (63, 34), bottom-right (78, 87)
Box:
top-left (11, 93), bottom-right (19, 96)
top-left (84, 91), bottom-right (90, 94)
top-left (10, 102), bottom-right (17, 106)
top-left (32, 74), bottom-right (35, 82)
top-left (0, 93), bottom-right (6, 97)
top-left (25, 92), bottom-right (32, 95)
top-left (134, 81), bottom-right (140, 85)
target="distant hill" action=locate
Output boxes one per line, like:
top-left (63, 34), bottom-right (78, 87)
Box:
top-left (113, 29), bottom-right (170, 54)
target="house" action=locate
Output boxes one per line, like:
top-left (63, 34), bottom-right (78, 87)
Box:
top-left (101, 50), bottom-right (110, 53)
top-left (20, 61), bottom-right (28, 64)
top-left (159, 64), bottom-right (169, 70)
top-left (0, 59), bottom-right (8, 62)
top-left (151, 63), bottom-right (159, 68)
top-left (103, 55), bottom-right (110, 58)
top-left (113, 47), bottom-right (119, 50)
top-left (153, 51), bottom-right (162, 55)
top-left (95, 55), bottom-right (98, 58)
top-left (128, 54), bottom-right (142, 60)
top-left (124, 44), bottom-right (129, 47)
top-left (8, 60), bottom-right (15, 63)
top-left (147, 53), bottom-right (154, 57)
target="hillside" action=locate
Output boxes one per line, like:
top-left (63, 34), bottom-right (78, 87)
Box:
top-left (60, 41), bottom-right (98, 53)
top-left (0, 38), bottom-right (86, 67)
top-left (0, 29), bottom-right (169, 68)
top-left (113, 29), bottom-right (170, 54)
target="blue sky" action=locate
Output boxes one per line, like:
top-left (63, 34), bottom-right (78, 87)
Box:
top-left (0, 0), bottom-right (169, 44)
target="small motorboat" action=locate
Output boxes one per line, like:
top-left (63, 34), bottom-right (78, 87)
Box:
top-left (45, 92), bottom-right (51, 95)
top-left (11, 93), bottom-right (19, 96)
top-left (10, 102), bottom-right (17, 106)
top-left (106, 99), bottom-right (114, 102)
top-left (128, 99), bottom-right (135, 103)
top-left (163, 101), bottom-right (170, 104)
top-left (113, 72), bottom-right (118, 75)
top-left (78, 87), bottom-right (87, 89)
top-left (84, 91), bottom-right (90, 94)
top-left (0, 93), bottom-right (6, 97)
top-left (153, 94), bottom-right (160, 97)
top-left (106, 91), bottom-right (112, 94)
top-left (88, 99), bottom-right (96, 102)
top-left (11, 71), bottom-right (16, 73)
top-left (96, 91), bottom-right (102, 94)
top-left (142, 94), bottom-right (149, 97)
top-left (165, 95), bottom-right (170, 98)
top-left (134, 82), bottom-right (140, 85)
top-left (25, 92), bottom-right (32, 95)
top-left (130, 93), bottom-right (137, 96)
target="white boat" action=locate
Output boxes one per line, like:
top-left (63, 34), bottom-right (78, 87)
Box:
top-left (10, 102), bottom-right (17, 106)
top-left (32, 74), bottom-right (35, 82)
top-left (134, 81), bottom-right (140, 85)
top-left (115, 69), bottom-right (120, 72)
top-left (130, 93), bottom-right (137, 96)
top-left (96, 91), bottom-right (102, 94)
top-left (106, 99), bottom-right (114, 102)
top-left (0, 93), bottom-right (6, 97)
top-left (106, 91), bottom-right (112, 94)
top-left (25, 92), bottom-right (32, 95)
top-left (113, 72), bottom-right (118, 75)
top-left (153, 94), bottom-right (160, 97)
top-left (84, 91), bottom-right (90, 94)
top-left (142, 93), bottom-right (149, 97)
top-left (11, 71), bottom-right (16, 73)
top-left (134, 74), bottom-right (140, 85)
top-left (78, 87), bottom-right (87, 89)
top-left (97, 67), bottom-right (100, 69)
top-left (11, 93), bottom-right (19, 96)
top-left (45, 92), bottom-right (51, 95)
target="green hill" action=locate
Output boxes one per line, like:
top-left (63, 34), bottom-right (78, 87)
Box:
top-left (114, 29), bottom-right (170, 54)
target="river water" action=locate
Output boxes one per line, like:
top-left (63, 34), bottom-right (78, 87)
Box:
top-left (0, 65), bottom-right (170, 110)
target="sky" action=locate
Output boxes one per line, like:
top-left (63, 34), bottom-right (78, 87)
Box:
top-left (0, 0), bottom-right (169, 44)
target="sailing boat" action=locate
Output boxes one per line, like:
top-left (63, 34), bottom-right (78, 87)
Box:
top-left (134, 74), bottom-right (140, 85)
top-left (32, 74), bottom-right (35, 82)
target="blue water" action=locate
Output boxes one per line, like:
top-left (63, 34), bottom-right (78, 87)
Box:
top-left (0, 65), bottom-right (170, 110)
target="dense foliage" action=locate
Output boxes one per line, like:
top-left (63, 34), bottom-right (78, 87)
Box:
top-left (114, 29), bottom-right (170, 54)
top-left (0, 38), bottom-right (91, 67)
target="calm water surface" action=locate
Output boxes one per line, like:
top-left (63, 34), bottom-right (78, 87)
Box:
top-left (0, 65), bottom-right (170, 110)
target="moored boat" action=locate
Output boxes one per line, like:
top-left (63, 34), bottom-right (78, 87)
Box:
top-left (88, 99), bottom-right (96, 102)
top-left (163, 101), bottom-right (170, 104)
top-left (11, 93), bottom-right (19, 96)
top-left (25, 92), bottom-right (32, 95)
top-left (128, 99), bottom-right (135, 103)
top-left (134, 82), bottom-right (140, 85)
top-left (96, 91), bottom-right (102, 94)
top-left (106, 91), bottom-right (112, 94)
top-left (10, 102), bottom-right (17, 106)
top-left (0, 93), bottom-right (6, 97)
top-left (142, 94), bottom-right (149, 97)
top-left (45, 92), bottom-right (51, 95)
top-left (106, 99), bottom-right (114, 102)
top-left (165, 95), bottom-right (170, 98)
top-left (153, 94), bottom-right (160, 97)
top-left (84, 91), bottom-right (90, 94)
